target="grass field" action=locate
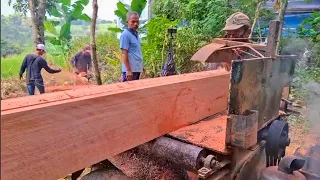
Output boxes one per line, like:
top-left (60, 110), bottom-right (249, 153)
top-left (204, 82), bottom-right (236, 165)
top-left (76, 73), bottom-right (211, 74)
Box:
top-left (1, 55), bottom-right (25, 79)
top-left (1, 24), bottom-right (116, 79)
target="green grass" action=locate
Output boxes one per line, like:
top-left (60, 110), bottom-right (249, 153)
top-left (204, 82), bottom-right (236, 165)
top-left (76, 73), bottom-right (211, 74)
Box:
top-left (1, 54), bottom-right (25, 79)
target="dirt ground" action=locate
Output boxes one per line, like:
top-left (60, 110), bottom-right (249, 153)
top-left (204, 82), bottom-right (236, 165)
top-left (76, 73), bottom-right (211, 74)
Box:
top-left (1, 68), bottom-right (92, 100)
top-left (286, 107), bottom-right (310, 155)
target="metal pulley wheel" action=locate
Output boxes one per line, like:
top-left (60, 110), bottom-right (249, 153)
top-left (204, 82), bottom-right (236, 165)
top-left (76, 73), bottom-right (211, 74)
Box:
top-left (265, 120), bottom-right (290, 167)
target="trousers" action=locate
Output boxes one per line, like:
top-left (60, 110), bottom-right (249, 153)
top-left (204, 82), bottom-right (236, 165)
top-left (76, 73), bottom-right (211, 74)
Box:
top-left (27, 80), bottom-right (45, 95)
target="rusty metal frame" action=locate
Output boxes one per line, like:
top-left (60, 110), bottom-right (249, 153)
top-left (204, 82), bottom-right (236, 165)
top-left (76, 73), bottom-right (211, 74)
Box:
top-left (217, 45), bottom-right (265, 58)
top-left (226, 110), bottom-right (259, 149)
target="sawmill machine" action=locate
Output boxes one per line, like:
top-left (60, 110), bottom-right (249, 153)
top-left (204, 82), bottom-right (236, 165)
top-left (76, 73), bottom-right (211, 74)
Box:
top-left (81, 20), bottom-right (320, 180)
top-left (2, 20), bottom-right (320, 180)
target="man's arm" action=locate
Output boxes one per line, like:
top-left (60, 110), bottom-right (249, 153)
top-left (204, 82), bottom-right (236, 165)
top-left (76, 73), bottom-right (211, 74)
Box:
top-left (120, 33), bottom-right (133, 80)
top-left (40, 58), bottom-right (61, 74)
top-left (87, 57), bottom-right (92, 72)
top-left (71, 52), bottom-right (82, 67)
top-left (19, 55), bottom-right (28, 79)
top-left (121, 49), bottom-right (131, 70)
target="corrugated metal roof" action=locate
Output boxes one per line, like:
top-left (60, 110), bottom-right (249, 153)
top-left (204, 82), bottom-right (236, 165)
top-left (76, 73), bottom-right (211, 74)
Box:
top-left (263, 0), bottom-right (320, 12)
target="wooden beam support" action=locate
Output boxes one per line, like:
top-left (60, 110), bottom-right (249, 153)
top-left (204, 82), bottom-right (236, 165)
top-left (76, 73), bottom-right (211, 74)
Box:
top-left (266, 20), bottom-right (280, 58)
top-left (1, 70), bottom-right (230, 180)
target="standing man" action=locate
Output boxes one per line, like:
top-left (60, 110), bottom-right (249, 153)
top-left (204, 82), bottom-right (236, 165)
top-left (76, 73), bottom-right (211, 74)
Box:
top-left (19, 44), bottom-right (61, 95)
top-left (204, 12), bottom-right (251, 71)
top-left (71, 45), bottom-right (92, 78)
top-left (120, 11), bottom-right (143, 82)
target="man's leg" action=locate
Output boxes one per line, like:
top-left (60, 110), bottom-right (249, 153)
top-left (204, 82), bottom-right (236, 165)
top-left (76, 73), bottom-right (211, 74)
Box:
top-left (132, 72), bottom-right (141, 80)
top-left (122, 72), bottom-right (140, 82)
top-left (122, 72), bottom-right (127, 82)
top-left (26, 82), bottom-right (35, 95)
top-left (35, 80), bottom-right (45, 94)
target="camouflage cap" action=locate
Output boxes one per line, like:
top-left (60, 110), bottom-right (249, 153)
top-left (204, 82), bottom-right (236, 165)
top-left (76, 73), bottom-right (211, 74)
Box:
top-left (223, 12), bottom-right (250, 31)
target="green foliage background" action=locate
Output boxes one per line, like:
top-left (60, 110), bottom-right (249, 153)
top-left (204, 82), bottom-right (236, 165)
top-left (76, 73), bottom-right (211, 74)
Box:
top-left (1, 0), bottom-right (319, 91)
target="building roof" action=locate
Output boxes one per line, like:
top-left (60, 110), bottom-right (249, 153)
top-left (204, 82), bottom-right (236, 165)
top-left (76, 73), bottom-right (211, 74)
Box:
top-left (263, 0), bottom-right (320, 13)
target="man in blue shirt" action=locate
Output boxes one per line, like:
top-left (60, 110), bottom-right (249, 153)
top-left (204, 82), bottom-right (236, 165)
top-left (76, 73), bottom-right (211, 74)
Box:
top-left (120, 11), bottom-right (143, 82)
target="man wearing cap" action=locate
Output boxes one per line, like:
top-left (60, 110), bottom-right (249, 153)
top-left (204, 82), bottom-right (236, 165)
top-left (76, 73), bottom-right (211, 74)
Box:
top-left (19, 44), bottom-right (62, 95)
top-left (204, 12), bottom-right (251, 71)
top-left (70, 45), bottom-right (92, 76)
top-left (222, 12), bottom-right (251, 42)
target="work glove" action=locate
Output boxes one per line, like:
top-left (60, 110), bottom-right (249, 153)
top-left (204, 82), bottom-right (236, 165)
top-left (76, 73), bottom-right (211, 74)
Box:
top-left (19, 74), bottom-right (22, 80)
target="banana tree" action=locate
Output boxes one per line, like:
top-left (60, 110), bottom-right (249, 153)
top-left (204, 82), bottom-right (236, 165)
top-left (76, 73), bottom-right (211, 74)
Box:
top-left (108, 0), bottom-right (147, 32)
top-left (44, 0), bottom-right (91, 62)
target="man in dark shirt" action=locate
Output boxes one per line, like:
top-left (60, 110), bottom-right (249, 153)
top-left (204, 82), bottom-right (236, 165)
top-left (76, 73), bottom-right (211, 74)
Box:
top-left (71, 45), bottom-right (92, 76)
top-left (19, 44), bottom-right (62, 95)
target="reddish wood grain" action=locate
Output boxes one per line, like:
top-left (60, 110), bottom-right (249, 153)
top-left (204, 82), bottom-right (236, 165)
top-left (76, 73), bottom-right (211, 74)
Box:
top-left (1, 70), bottom-right (230, 180)
top-left (169, 115), bottom-right (231, 155)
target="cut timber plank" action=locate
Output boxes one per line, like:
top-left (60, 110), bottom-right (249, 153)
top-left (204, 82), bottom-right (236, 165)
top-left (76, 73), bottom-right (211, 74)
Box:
top-left (2, 70), bottom-right (227, 112)
top-left (169, 115), bottom-right (231, 155)
top-left (1, 70), bottom-right (230, 180)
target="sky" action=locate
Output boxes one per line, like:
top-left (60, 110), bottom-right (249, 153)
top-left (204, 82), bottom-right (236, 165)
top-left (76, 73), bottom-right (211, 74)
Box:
top-left (1, 0), bottom-right (118, 21)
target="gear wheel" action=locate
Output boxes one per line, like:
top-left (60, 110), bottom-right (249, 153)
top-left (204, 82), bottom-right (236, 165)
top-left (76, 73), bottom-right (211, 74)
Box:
top-left (265, 120), bottom-right (290, 167)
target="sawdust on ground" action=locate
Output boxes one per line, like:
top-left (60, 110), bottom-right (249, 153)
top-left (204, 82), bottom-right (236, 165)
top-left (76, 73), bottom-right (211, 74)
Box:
top-left (109, 146), bottom-right (190, 180)
top-left (2, 66), bottom-right (92, 100)
top-left (286, 107), bottom-right (310, 155)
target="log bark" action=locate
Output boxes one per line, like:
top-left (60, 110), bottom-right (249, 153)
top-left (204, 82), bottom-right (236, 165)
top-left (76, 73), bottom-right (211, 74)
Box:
top-left (29, 0), bottom-right (46, 46)
top-left (147, 0), bottom-right (155, 21)
top-left (1, 70), bottom-right (229, 180)
top-left (90, 0), bottom-right (102, 85)
top-left (275, 0), bottom-right (288, 54)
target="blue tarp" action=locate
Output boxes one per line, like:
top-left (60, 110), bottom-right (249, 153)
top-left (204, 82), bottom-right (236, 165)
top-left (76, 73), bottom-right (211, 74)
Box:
top-left (255, 13), bottom-right (312, 37)
top-left (283, 13), bottom-right (311, 28)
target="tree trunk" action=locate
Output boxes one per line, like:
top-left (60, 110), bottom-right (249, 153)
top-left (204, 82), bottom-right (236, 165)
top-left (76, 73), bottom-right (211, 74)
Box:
top-left (249, 1), bottom-right (262, 39)
top-left (90, 0), bottom-right (102, 85)
top-left (275, 0), bottom-right (288, 54)
top-left (29, 0), bottom-right (46, 46)
top-left (228, 0), bottom-right (237, 8)
top-left (147, 0), bottom-right (155, 21)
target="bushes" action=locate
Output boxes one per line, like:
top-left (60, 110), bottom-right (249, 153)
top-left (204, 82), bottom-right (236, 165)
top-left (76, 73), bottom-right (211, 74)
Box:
top-left (174, 27), bottom-right (207, 73)
top-left (1, 39), bottom-right (22, 58)
top-left (141, 17), bottom-right (179, 77)
top-left (142, 0), bottom-right (233, 76)
top-left (280, 12), bottom-right (320, 101)
top-left (141, 17), bottom-right (207, 77)
top-left (297, 11), bottom-right (320, 67)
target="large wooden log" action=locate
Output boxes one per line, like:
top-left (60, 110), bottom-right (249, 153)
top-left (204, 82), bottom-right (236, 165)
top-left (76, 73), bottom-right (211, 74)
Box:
top-left (1, 70), bottom-right (229, 180)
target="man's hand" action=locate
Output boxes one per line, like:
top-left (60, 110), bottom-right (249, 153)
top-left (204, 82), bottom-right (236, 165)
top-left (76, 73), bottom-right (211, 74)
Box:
top-left (73, 67), bottom-right (79, 74)
top-left (126, 70), bottom-right (133, 81)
